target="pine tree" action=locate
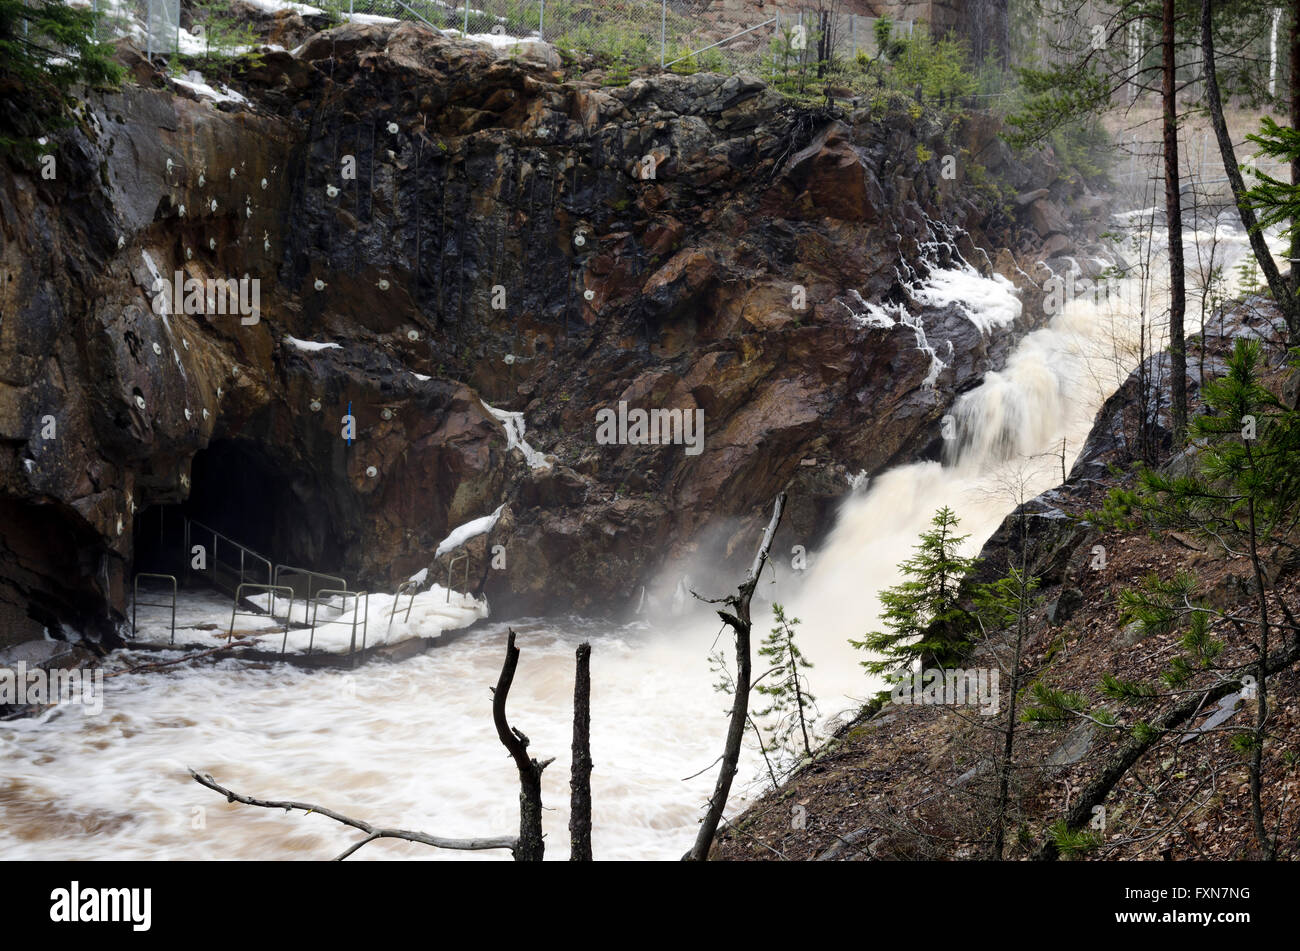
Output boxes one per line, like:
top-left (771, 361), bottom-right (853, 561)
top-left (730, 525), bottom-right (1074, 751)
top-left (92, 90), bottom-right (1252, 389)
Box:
top-left (1096, 338), bottom-right (1300, 858)
top-left (851, 506), bottom-right (979, 679)
top-left (0, 0), bottom-right (121, 153)
top-left (754, 603), bottom-right (818, 763)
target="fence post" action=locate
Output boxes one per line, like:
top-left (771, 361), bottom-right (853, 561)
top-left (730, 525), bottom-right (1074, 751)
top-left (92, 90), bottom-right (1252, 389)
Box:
top-left (539, 0), bottom-right (544, 40)
top-left (349, 0), bottom-right (353, 19)
top-left (772, 9), bottom-right (778, 81)
top-left (661, 0), bottom-right (666, 68)
top-left (464, 0), bottom-right (469, 35)
top-left (851, 14), bottom-right (856, 58)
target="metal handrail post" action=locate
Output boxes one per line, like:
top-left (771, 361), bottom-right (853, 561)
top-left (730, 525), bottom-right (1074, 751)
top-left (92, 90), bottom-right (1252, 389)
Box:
top-left (229, 583), bottom-right (294, 652)
top-left (446, 551), bottom-right (470, 603)
top-left (132, 573), bottom-right (178, 644)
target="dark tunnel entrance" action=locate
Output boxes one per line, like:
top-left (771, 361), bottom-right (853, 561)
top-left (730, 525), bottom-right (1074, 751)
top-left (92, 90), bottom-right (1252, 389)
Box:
top-left (132, 439), bottom-right (350, 584)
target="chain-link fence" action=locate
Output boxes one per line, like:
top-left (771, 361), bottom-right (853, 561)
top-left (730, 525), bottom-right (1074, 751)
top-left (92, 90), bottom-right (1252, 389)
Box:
top-left (87, 0), bottom-right (915, 83)
top-left (88, 0), bottom-right (181, 54)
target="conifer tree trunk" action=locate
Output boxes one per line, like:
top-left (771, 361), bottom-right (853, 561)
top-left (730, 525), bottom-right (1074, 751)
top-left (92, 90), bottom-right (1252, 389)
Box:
top-left (1291, 0), bottom-right (1300, 287)
top-left (1202, 0), bottom-right (1297, 340)
top-left (1163, 0), bottom-right (1188, 441)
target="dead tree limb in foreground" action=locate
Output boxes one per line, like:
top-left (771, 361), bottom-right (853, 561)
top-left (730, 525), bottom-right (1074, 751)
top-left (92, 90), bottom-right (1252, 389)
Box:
top-left (569, 641), bottom-right (593, 861)
top-left (188, 629), bottom-right (562, 860)
top-left (188, 770), bottom-right (517, 860)
top-left (493, 628), bottom-right (555, 861)
top-left (687, 492), bottom-right (787, 861)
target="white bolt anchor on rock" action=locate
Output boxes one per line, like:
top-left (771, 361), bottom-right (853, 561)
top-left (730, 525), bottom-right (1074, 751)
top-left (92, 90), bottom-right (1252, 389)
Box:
top-left (387, 122), bottom-right (399, 134)
top-left (314, 278), bottom-right (326, 291)
top-left (365, 466), bottom-right (378, 478)
top-left (326, 184), bottom-right (339, 198)
top-left (377, 279), bottom-right (390, 291)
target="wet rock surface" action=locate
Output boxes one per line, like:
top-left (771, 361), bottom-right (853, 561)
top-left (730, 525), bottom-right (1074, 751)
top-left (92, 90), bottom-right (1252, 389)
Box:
top-left (0, 22), bottom-right (1093, 647)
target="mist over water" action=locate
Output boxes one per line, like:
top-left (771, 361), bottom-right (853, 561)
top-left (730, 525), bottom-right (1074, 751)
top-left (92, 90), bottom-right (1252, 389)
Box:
top-left (0, 223), bottom-right (1259, 860)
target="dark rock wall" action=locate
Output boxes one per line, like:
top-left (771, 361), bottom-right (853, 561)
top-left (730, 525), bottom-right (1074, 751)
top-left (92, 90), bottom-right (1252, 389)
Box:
top-left (0, 22), bottom-right (1084, 648)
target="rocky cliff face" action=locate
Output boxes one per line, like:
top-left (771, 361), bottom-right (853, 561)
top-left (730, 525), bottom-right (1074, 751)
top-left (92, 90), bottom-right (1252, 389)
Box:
top-left (0, 20), bottom-right (1093, 649)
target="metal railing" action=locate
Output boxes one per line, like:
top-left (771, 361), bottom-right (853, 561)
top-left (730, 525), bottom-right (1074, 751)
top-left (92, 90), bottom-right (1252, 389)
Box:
top-left (445, 551), bottom-right (469, 603)
top-left (388, 579), bottom-right (421, 635)
top-left (309, 589), bottom-right (370, 664)
top-left (228, 583), bottom-right (295, 656)
top-left (132, 573), bottom-right (177, 644)
top-left (273, 564), bottom-right (348, 607)
top-left (185, 517), bottom-right (273, 603)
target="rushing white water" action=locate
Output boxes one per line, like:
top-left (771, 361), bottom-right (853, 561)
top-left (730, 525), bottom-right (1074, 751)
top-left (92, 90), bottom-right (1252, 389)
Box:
top-left (0, 218), bottom-right (1263, 860)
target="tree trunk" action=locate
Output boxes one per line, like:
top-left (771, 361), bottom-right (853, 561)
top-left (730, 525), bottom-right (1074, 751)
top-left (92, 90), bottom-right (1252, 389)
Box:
top-left (493, 629), bottom-right (551, 861)
top-left (686, 493), bottom-right (786, 861)
top-left (1163, 0), bottom-right (1188, 442)
top-left (569, 641), bottom-right (593, 861)
top-left (1291, 0), bottom-right (1300, 288)
top-left (1202, 0), bottom-right (1297, 340)
top-left (1245, 493), bottom-right (1275, 858)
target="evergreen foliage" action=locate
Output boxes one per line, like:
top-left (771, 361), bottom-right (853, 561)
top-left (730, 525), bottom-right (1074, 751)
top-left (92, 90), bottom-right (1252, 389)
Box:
top-left (851, 506), bottom-right (979, 678)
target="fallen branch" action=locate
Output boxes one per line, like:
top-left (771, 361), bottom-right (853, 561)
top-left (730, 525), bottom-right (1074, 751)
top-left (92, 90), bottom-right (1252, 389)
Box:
top-left (188, 769), bottom-right (518, 859)
top-left (1033, 632), bottom-right (1300, 860)
top-left (105, 640), bottom-right (258, 678)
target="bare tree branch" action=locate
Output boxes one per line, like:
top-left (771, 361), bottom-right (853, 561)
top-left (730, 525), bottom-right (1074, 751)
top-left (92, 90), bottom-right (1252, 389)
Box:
top-left (492, 628), bottom-right (552, 861)
top-left (687, 492), bottom-right (787, 861)
top-left (187, 769), bottom-right (518, 859)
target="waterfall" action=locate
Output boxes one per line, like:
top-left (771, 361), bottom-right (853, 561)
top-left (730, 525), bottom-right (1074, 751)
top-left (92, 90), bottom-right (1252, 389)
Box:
top-left (0, 222), bottom-right (1263, 860)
